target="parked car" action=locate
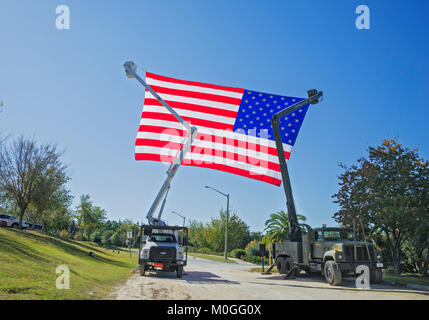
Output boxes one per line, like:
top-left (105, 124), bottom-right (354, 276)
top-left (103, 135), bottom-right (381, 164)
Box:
top-left (32, 224), bottom-right (43, 231)
top-left (0, 214), bottom-right (30, 229)
top-left (27, 222), bottom-right (43, 231)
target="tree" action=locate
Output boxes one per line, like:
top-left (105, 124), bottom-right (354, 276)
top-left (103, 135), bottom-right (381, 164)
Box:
top-left (187, 210), bottom-right (251, 252)
top-left (24, 187), bottom-right (74, 236)
top-left (74, 231), bottom-right (84, 241)
top-left (249, 231), bottom-right (263, 242)
top-left (76, 194), bottom-right (107, 235)
top-left (31, 173), bottom-right (69, 220)
top-left (263, 210), bottom-right (310, 243)
top-left (109, 231), bottom-right (125, 247)
top-left (188, 220), bottom-right (210, 249)
top-left (226, 212), bottom-right (251, 250)
top-left (401, 212), bottom-right (429, 275)
top-left (332, 139), bottom-right (429, 274)
top-left (68, 219), bottom-right (79, 238)
top-left (203, 210), bottom-right (251, 252)
top-left (41, 208), bottom-right (74, 236)
top-left (101, 230), bottom-right (115, 246)
top-left (0, 137), bottom-right (67, 228)
top-left (90, 230), bottom-right (103, 243)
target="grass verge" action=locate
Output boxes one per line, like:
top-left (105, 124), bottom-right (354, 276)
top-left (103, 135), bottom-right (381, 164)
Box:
top-left (188, 252), bottom-right (237, 264)
top-left (383, 272), bottom-right (429, 287)
top-left (248, 267), bottom-right (429, 287)
top-left (0, 227), bottom-right (136, 299)
top-left (249, 266), bottom-right (278, 273)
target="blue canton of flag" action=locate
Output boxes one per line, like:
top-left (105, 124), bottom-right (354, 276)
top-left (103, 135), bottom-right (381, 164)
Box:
top-left (233, 90), bottom-right (309, 146)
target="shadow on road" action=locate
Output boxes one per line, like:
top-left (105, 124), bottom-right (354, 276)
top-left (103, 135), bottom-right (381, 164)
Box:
top-left (144, 270), bottom-right (240, 285)
top-left (249, 274), bottom-right (429, 296)
top-left (183, 271), bottom-right (240, 284)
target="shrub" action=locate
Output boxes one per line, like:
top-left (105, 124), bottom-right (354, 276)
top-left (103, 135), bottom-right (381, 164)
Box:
top-left (109, 232), bottom-right (122, 246)
top-left (197, 247), bottom-right (213, 254)
top-left (242, 255), bottom-right (266, 265)
top-left (230, 248), bottom-right (246, 259)
top-left (59, 229), bottom-right (70, 239)
top-left (248, 246), bottom-right (261, 257)
top-left (245, 240), bottom-right (262, 257)
top-left (90, 230), bottom-right (102, 243)
top-left (74, 231), bottom-right (84, 241)
top-left (82, 233), bottom-right (89, 241)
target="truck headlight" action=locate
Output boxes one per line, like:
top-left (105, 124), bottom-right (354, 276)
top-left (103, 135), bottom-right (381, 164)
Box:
top-left (141, 249), bottom-right (149, 259)
top-left (177, 250), bottom-right (184, 260)
top-left (376, 255), bottom-right (382, 260)
top-left (338, 254), bottom-right (343, 260)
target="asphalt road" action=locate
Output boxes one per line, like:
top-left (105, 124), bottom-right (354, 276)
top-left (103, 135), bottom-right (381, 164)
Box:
top-left (111, 256), bottom-right (429, 300)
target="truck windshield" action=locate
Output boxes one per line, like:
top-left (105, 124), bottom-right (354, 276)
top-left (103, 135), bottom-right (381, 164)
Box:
top-left (320, 230), bottom-right (356, 241)
top-left (323, 231), bottom-right (342, 240)
top-left (149, 234), bottom-right (176, 243)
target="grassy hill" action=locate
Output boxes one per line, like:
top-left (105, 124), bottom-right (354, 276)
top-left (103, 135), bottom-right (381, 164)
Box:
top-left (0, 227), bottom-right (136, 300)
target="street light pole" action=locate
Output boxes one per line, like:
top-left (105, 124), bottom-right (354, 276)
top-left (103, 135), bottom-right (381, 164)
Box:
top-left (225, 193), bottom-right (229, 260)
top-left (171, 211), bottom-right (186, 244)
top-left (205, 186), bottom-right (230, 260)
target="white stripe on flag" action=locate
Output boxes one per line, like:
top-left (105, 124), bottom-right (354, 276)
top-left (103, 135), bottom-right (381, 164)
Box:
top-left (137, 131), bottom-right (281, 164)
top-left (138, 118), bottom-right (293, 154)
top-left (144, 92), bottom-right (242, 112)
top-left (142, 105), bottom-right (236, 125)
top-left (135, 145), bottom-right (282, 179)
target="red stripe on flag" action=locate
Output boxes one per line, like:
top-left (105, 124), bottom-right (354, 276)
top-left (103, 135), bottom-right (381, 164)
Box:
top-left (137, 126), bottom-right (291, 160)
top-left (146, 86), bottom-right (242, 105)
top-left (135, 153), bottom-right (281, 186)
top-left (135, 138), bottom-right (282, 172)
top-left (144, 98), bottom-right (238, 118)
top-left (146, 72), bottom-right (245, 94)
top-left (141, 112), bottom-right (234, 130)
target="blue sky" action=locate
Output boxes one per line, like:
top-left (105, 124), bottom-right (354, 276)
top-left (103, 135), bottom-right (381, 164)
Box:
top-left (1, 1), bottom-right (428, 232)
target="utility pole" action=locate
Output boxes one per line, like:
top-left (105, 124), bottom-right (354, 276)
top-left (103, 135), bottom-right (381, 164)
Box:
top-left (205, 186), bottom-right (230, 260)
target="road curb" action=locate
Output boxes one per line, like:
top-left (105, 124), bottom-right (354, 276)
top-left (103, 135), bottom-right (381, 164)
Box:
top-left (382, 280), bottom-right (398, 286)
top-left (406, 284), bottom-right (429, 292)
top-left (382, 280), bottom-right (429, 292)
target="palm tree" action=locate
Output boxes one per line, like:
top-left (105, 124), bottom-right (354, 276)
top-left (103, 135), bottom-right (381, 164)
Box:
top-left (263, 210), bottom-right (311, 243)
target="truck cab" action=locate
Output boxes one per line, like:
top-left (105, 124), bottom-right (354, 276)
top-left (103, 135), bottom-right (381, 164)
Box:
top-left (138, 225), bottom-right (188, 278)
top-left (273, 226), bottom-right (384, 286)
top-left (310, 227), bottom-right (382, 265)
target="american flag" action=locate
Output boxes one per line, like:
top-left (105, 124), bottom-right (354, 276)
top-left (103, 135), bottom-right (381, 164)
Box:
top-left (135, 72), bottom-right (309, 186)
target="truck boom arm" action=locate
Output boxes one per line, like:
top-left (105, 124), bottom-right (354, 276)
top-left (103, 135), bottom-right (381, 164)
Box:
top-left (271, 89), bottom-right (323, 241)
top-left (145, 126), bottom-right (197, 225)
top-left (123, 61), bottom-right (198, 226)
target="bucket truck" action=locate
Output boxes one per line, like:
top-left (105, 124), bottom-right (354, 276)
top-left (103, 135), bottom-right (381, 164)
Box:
top-left (123, 61), bottom-right (193, 277)
top-left (266, 90), bottom-right (383, 285)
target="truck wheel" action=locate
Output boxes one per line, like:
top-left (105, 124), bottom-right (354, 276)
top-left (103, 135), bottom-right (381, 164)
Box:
top-left (284, 257), bottom-right (296, 277)
top-left (177, 266), bottom-right (183, 278)
top-left (276, 257), bottom-right (287, 274)
top-left (139, 264), bottom-right (146, 276)
top-left (324, 261), bottom-right (342, 286)
top-left (370, 268), bottom-right (382, 284)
